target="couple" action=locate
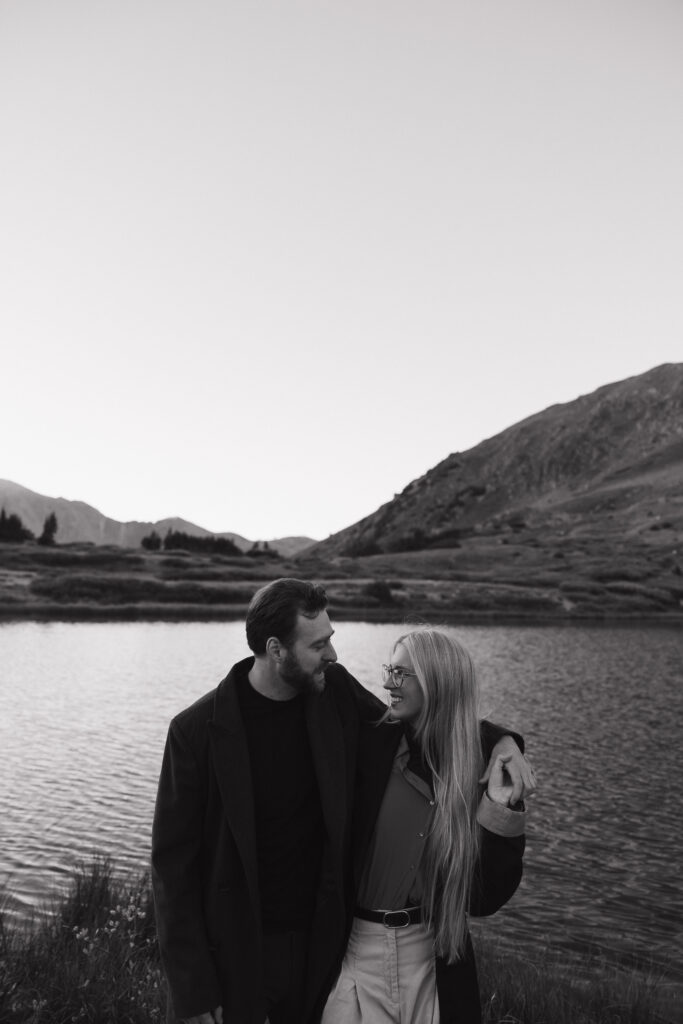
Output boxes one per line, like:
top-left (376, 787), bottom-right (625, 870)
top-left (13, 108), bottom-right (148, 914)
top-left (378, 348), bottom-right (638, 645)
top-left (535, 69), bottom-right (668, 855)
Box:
top-left (152, 578), bottom-right (533, 1024)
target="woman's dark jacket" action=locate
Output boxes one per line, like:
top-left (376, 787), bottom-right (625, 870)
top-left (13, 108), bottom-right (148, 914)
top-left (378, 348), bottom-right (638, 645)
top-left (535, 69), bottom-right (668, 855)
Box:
top-left (340, 716), bottom-right (526, 1024)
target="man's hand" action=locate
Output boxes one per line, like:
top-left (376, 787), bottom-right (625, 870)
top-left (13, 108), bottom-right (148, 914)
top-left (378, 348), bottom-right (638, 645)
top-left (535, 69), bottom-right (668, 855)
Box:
top-left (486, 753), bottom-right (517, 805)
top-left (480, 735), bottom-right (536, 804)
top-left (182, 1009), bottom-right (223, 1024)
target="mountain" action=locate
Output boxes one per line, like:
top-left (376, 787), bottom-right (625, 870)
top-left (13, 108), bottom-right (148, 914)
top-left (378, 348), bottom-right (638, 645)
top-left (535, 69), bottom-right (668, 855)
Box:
top-left (307, 363), bottom-right (683, 559)
top-left (0, 480), bottom-right (315, 555)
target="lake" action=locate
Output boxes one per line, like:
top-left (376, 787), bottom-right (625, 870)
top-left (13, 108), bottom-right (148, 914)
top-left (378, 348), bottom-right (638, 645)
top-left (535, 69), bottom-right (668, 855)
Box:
top-left (1, 619), bottom-right (681, 987)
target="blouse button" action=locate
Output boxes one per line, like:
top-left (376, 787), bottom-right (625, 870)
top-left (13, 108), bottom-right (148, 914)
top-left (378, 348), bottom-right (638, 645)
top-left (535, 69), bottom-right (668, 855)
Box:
top-left (418, 832), bottom-right (425, 838)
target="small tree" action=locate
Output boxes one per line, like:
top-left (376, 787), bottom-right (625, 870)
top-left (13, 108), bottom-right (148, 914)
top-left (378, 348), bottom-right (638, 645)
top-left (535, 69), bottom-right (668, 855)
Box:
top-left (0, 507), bottom-right (34, 543)
top-left (38, 511), bottom-right (58, 546)
top-left (141, 530), bottom-right (162, 551)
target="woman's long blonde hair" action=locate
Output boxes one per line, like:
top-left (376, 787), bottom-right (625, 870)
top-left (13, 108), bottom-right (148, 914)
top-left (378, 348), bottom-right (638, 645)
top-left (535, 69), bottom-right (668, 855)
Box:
top-left (394, 627), bottom-right (484, 963)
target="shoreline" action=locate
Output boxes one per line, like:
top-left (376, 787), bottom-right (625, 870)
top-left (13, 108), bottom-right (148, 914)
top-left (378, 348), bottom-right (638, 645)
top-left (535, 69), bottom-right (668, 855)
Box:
top-left (1, 601), bottom-right (682, 628)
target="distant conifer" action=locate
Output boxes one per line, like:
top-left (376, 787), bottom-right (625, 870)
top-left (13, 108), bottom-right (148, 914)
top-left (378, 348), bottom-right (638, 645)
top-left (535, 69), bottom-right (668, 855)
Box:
top-left (0, 507), bottom-right (34, 542)
top-left (38, 512), bottom-right (58, 546)
top-left (141, 530), bottom-right (162, 551)
top-left (162, 530), bottom-right (242, 556)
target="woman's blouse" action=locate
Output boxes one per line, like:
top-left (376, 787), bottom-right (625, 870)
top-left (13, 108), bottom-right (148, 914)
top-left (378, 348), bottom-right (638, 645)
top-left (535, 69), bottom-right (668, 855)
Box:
top-left (356, 735), bottom-right (526, 912)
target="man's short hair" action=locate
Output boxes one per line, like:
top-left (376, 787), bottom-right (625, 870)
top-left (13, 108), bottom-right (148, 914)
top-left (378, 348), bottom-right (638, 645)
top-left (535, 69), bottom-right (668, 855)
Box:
top-left (246, 578), bottom-right (329, 654)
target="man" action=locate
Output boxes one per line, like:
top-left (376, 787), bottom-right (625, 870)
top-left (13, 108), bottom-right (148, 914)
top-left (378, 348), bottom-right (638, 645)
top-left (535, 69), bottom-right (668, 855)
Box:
top-left (152, 578), bottom-right (533, 1024)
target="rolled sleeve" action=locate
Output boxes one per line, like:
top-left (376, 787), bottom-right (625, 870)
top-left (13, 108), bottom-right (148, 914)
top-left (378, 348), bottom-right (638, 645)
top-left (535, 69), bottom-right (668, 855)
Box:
top-left (476, 793), bottom-right (526, 837)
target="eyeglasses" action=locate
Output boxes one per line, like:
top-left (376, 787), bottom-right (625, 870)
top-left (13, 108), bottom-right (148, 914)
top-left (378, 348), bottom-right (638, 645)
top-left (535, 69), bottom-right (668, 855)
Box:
top-left (381, 664), bottom-right (417, 688)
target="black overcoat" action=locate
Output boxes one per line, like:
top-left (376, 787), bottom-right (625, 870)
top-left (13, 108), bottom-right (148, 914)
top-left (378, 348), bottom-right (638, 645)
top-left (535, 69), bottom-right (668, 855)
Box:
top-left (151, 657), bottom-right (383, 1024)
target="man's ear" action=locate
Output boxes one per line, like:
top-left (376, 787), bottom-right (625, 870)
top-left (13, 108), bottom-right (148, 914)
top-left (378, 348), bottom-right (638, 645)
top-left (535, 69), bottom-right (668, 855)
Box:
top-left (265, 636), bottom-right (283, 662)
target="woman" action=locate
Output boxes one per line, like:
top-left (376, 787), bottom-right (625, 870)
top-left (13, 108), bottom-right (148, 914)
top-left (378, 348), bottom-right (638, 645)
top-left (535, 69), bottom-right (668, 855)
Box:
top-left (321, 627), bottom-right (527, 1024)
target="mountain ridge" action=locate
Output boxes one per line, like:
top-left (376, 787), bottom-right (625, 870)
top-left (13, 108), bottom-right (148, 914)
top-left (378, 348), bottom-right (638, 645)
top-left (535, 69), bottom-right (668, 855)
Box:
top-left (306, 363), bottom-right (683, 558)
top-left (0, 479), bottom-right (315, 557)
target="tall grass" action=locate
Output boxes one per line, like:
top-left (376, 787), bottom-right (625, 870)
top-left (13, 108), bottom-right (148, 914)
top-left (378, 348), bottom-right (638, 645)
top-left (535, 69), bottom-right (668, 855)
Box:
top-left (0, 858), bottom-right (165, 1022)
top-left (0, 859), bottom-right (678, 1023)
top-left (476, 934), bottom-right (679, 1024)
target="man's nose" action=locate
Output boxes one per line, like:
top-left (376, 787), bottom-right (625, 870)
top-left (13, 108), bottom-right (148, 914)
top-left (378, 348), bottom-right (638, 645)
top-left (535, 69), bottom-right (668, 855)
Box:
top-left (325, 642), bottom-right (337, 663)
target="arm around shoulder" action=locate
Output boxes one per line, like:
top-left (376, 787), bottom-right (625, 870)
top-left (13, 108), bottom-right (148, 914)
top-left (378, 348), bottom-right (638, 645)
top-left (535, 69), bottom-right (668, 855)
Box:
top-left (469, 749), bottom-right (527, 916)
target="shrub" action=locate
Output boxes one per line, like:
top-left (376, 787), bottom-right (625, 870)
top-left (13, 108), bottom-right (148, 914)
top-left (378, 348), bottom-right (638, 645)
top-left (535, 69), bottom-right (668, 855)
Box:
top-left (385, 529), bottom-right (428, 553)
top-left (361, 580), bottom-right (394, 604)
top-left (342, 537), bottom-right (383, 557)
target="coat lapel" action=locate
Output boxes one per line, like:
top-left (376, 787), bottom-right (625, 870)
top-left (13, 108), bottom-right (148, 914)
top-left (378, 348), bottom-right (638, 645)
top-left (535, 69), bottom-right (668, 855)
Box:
top-left (305, 686), bottom-right (347, 874)
top-left (208, 667), bottom-right (261, 920)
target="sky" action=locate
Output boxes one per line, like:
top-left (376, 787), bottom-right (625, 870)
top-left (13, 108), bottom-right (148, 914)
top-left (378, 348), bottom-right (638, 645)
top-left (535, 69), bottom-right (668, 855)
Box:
top-left (1, 0), bottom-right (682, 541)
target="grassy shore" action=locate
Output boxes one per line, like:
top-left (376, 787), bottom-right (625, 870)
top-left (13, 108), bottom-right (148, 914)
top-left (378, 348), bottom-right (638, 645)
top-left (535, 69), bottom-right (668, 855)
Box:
top-left (0, 861), bottom-right (678, 1023)
top-left (1, 539), bottom-right (683, 624)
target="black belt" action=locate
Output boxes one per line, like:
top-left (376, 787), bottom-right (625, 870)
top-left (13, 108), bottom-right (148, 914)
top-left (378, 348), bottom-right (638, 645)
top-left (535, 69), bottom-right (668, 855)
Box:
top-left (354, 906), bottom-right (422, 928)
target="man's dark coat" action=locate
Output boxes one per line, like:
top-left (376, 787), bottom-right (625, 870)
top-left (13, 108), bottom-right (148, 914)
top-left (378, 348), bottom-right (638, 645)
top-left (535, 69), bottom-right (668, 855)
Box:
top-left (151, 658), bottom-right (382, 1024)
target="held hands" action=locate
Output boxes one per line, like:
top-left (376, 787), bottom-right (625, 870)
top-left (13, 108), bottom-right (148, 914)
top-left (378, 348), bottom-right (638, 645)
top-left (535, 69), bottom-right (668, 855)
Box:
top-left (182, 1009), bottom-right (223, 1024)
top-left (480, 736), bottom-right (537, 805)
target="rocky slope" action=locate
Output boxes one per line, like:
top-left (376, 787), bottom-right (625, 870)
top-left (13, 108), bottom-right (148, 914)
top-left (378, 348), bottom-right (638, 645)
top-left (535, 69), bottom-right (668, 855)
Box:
top-left (308, 363), bottom-right (683, 559)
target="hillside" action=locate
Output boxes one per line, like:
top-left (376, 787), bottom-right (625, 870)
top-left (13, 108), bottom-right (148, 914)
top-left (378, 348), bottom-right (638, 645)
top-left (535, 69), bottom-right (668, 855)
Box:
top-left (0, 479), bottom-right (315, 556)
top-left (308, 363), bottom-right (683, 559)
top-left (286, 364), bottom-right (683, 620)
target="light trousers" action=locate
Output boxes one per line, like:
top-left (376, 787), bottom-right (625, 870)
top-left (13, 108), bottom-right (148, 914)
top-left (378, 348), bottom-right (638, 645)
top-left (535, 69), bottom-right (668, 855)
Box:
top-left (321, 917), bottom-right (440, 1024)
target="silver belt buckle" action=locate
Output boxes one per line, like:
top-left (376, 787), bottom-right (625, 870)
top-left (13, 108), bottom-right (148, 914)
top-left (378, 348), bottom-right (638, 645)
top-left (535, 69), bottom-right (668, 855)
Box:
top-left (383, 910), bottom-right (411, 928)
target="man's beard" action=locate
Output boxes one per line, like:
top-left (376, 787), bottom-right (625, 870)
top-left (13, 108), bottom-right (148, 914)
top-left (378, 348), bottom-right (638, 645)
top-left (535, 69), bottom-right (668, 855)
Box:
top-left (280, 650), bottom-right (327, 695)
